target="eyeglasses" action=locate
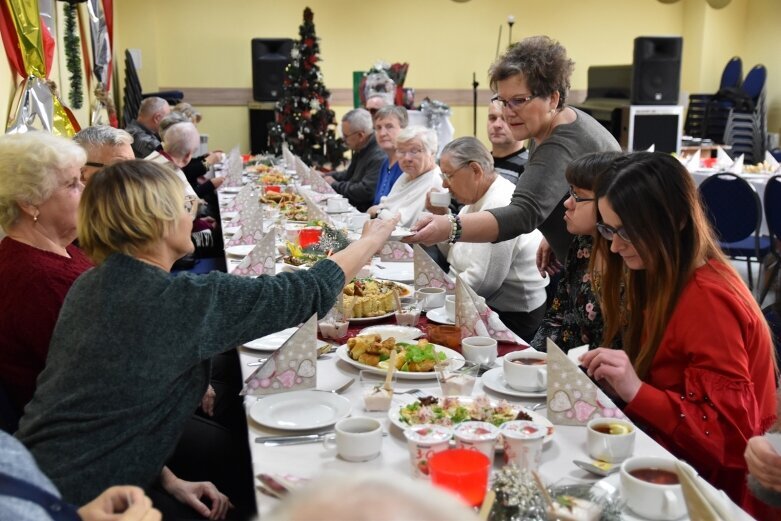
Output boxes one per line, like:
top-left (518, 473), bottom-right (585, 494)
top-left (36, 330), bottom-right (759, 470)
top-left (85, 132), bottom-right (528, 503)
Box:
top-left (441, 162), bottom-right (473, 181)
top-left (184, 195), bottom-right (199, 217)
top-left (491, 94), bottom-right (536, 110)
top-left (341, 130), bottom-right (361, 140)
top-left (398, 148), bottom-right (425, 158)
top-left (85, 162), bottom-right (105, 169)
top-left (568, 186), bottom-right (594, 203)
top-left (596, 221), bottom-right (632, 243)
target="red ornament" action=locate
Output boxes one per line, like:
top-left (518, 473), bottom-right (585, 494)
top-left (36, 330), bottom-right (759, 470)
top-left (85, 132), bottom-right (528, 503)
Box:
top-left (302, 111), bottom-right (311, 119)
top-left (284, 123), bottom-right (294, 134)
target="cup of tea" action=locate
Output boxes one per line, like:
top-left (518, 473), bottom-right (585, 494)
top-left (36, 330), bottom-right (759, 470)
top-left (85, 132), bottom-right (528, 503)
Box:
top-left (429, 449), bottom-right (491, 507)
top-left (502, 351), bottom-right (547, 392)
top-left (453, 421), bottom-right (500, 466)
top-left (499, 421), bottom-right (546, 471)
top-left (403, 424), bottom-right (453, 478)
top-left (461, 336), bottom-right (498, 366)
top-left (586, 417), bottom-right (636, 463)
top-left (620, 457), bottom-right (685, 520)
top-left (323, 417), bottom-right (383, 462)
top-left (417, 287), bottom-right (446, 311)
top-left (429, 191), bottom-right (452, 208)
top-left (327, 196), bottom-right (350, 213)
top-left (444, 295), bottom-right (456, 322)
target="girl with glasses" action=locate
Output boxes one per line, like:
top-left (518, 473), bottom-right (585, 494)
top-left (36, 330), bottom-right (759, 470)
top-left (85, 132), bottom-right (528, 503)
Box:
top-left (580, 152), bottom-right (777, 518)
top-left (530, 152), bottom-right (623, 352)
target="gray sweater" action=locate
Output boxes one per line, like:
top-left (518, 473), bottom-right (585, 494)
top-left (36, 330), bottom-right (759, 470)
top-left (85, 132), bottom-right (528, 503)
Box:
top-left (488, 108), bottom-right (620, 261)
top-left (16, 254), bottom-right (344, 505)
top-left (331, 135), bottom-right (385, 212)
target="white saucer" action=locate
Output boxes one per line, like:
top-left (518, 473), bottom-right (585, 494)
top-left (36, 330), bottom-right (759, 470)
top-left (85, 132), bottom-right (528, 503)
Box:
top-left (221, 186), bottom-right (243, 194)
top-left (325, 208), bottom-right (352, 214)
top-left (221, 211), bottom-right (239, 221)
top-left (426, 307), bottom-right (454, 325)
top-left (371, 262), bottom-right (413, 282)
top-left (223, 226), bottom-right (241, 236)
top-left (481, 367), bottom-right (546, 398)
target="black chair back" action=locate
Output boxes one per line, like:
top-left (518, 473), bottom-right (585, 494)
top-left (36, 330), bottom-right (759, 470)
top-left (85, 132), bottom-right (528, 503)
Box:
top-left (764, 176), bottom-right (781, 241)
top-left (0, 379), bottom-right (20, 434)
top-left (699, 173), bottom-right (761, 243)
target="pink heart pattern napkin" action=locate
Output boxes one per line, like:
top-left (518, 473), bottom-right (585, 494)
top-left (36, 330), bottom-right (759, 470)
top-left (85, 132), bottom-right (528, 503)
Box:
top-left (546, 338), bottom-right (626, 425)
top-left (295, 157), bottom-right (311, 184)
top-left (413, 244), bottom-right (455, 293)
top-left (282, 145), bottom-right (296, 169)
top-left (454, 274), bottom-right (524, 344)
top-left (302, 194), bottom-right (334, 225)
top-left (225, 205), bottom-right (265, 247)
top-left (221, 183), bottom-right (255, 212)
top-left (309, 170), bottom-right (337, 195)
top-left (232, 231), bottom-right (276, 277)
top-left (380, 241), bottom-right (414, 262)
top-left (241, 315), bottom-right (317, 396)
top-left (223, 147), bottom-right (243, 187)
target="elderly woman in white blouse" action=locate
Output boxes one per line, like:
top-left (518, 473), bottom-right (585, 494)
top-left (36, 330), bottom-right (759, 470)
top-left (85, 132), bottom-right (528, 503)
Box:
top-left (432, 137), bottom-right (548, 340)
top-left (367, 126), bottom-right (444, 228)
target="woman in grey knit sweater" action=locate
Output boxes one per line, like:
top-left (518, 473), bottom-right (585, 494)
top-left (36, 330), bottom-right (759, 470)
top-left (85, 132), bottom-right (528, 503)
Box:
top-left (16, 160), bottom-right (396, 517)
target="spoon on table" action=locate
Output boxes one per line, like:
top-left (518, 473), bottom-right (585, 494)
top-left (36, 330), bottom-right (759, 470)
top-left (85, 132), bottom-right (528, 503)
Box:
top-left (573, 459), bottom-right (620, 477)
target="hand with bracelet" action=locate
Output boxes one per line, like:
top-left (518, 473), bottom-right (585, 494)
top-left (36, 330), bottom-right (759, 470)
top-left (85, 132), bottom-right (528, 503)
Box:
top-left (404, 214), bottom-right (452, 245)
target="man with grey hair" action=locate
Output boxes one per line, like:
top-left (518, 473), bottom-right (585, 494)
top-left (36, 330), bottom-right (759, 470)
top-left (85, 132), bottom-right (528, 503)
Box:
top-left (365, 92), bottom-right (393, 118)
top-left (125, 96), bottom-right (171, 158)
top-left (324, 108), bottom-right (385, 212)
top-left (73, 125), bottom-right (135, 183)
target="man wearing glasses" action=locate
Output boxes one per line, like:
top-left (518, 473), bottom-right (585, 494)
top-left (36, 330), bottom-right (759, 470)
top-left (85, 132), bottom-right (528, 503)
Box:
top-left (324, 108), bottom-right (386, 212)
top-left (73, 126), bottom-right (135, 184)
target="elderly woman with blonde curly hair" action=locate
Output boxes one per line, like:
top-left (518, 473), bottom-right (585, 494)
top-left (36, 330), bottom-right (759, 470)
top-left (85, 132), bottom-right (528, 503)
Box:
top-left (0, 132), bottom-right (92, 417)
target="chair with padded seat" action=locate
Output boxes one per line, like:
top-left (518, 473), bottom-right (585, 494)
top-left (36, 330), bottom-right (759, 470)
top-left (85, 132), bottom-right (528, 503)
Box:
top-left (759, 175), bottom-right (781, 304)
top-left (698, 173), bottom-right (771, 292)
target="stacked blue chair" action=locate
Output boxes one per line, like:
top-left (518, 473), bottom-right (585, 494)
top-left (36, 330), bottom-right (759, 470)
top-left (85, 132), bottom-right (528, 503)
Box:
top-left (699, 173), bottom-right (771, 291)
top-left (724, 64), bottom-right (767, 163)
top-left (685, 57), bottom-right (742, 141)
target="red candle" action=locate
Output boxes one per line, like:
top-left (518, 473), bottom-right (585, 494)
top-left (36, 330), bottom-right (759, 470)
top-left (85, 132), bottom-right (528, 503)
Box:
top-left (298, 227), bottom-right (322, 248)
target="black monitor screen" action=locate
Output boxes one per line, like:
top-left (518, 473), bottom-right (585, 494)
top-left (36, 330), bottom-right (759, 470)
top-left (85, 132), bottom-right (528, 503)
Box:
top-left (632, 114), bottom-right (679, 153)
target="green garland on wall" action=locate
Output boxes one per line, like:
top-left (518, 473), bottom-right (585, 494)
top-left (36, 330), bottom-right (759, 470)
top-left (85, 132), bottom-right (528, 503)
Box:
top-left (63, 4), bottom-right (82, 109)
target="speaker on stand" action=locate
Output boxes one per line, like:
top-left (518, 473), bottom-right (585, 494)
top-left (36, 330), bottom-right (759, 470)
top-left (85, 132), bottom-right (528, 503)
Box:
top-left (631, 36), bottom-right (682, 105)
top-left (249, 38), bottom-right (293, 153)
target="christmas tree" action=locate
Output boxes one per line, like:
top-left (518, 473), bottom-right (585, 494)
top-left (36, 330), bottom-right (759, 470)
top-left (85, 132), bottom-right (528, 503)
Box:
top-left (267, 7), bottom-right (346, 169)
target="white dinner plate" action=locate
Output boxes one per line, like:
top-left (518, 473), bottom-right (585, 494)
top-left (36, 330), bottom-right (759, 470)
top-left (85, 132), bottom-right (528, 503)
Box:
top-left (357, 325), bottom-right (423, 341)
top-left (221, 186), bottom-right (243, 194)
top-left (426, 307), bottom-right (454, 325)
top-left (243, 327), bottom-right (297, 351)
top-left (225, 244), bottom-right (255, 257)
top-left (223, 226), bottom-right (241, 236)
top-left (388, 395), bottom-right (554, 444)
top-left (325, 208), bottom-right (352, 214)
top-left (336, 343), bottom-right (463, 379)
top-left (249, 390), bottom-right (351, 431)
top-left (221, 211), bottom-right (239, 221)
top-left (481, 367), bottom-right (547, 398)
top-left (348, 311), bottom-right (394, 324)
top-left (371, 262), bottom-right (413, 282)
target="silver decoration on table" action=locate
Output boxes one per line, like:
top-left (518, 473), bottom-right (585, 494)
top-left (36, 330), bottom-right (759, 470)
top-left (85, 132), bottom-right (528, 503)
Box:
top-left (420, 97), bottom-right (451, 136)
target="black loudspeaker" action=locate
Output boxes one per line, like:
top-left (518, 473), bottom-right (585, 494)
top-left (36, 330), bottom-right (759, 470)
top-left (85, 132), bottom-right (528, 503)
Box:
top-left (631, 36), bottom-right (683, 105)
top-left (251, 38), bottom-right (294, 102)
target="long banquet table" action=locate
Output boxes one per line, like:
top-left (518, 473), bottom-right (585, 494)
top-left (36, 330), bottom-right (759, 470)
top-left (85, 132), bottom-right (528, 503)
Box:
top-left (216, 169), bottom-right (754, 520)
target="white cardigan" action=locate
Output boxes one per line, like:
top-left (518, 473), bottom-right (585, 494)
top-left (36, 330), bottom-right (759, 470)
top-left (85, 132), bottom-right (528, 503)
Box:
top-left (377, 166), bottom-right (444, 228)
top-left (438, 176), bottom-right (548, 312)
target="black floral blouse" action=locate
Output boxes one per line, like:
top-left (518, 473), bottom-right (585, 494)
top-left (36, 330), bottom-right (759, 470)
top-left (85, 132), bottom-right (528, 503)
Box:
top-left (531, 234), bottom-right (609, 353)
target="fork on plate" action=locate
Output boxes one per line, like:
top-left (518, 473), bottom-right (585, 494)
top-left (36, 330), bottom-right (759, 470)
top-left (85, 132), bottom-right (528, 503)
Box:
top-left (392, 388), bottom-right (429, 398)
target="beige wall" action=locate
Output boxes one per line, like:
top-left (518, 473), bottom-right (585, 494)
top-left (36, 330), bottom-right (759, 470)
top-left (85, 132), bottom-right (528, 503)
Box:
top-left (2, 0), bottom-right (779, 147)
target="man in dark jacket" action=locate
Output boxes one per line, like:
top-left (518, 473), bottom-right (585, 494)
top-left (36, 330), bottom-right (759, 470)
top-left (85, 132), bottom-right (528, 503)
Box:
top-left (325, 108), bottom-right (385, 212)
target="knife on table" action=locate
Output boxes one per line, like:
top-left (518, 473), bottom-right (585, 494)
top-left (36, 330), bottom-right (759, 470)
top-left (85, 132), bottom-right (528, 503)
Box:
top-left (255, 432), bottom-right (332, 446)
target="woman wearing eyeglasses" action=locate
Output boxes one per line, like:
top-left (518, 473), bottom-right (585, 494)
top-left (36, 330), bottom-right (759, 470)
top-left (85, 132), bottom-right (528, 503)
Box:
top-left (367, 126), bottom-right (444, 228)
top-left (580, 152), bottom-right (777, 518)
top-left (16, 159), bottom-right (397, 518)
top-left (0, 132), bottom-right (93, 419)
top-left (530, 152), bottom-right (622, 352)
top-left (407, 36), bottom-right (619, 268)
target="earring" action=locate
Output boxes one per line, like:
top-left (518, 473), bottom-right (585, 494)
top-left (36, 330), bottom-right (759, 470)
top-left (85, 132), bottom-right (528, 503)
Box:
top-left (33, 211), bottom-right (39, 223)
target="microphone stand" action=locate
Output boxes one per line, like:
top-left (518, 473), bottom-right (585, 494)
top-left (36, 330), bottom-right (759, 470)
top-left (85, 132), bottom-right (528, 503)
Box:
top-left (508, 15), bottom-right (515, 46)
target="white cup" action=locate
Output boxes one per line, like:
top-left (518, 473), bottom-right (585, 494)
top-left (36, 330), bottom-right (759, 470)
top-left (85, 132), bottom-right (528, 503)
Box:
top-left (417, 287), bottom-right (446, 311)
top-left (620, 457), bottom-right (685, 520)
top-left (500, 421), bottom-right (546, 471)
top-left (461, 336), bottom-right (498, 366)
top-left (444, 295), bottom-right (456, 321)
top-left (403, 424), bottom-right (453, 478)
top-left (586, 418), bottom-right (636, 463)
top-left (429, 191), bottom-right (451, 208)
top-left (377, 208), bottom-right (395, 221)
top-left (323, 417), bottom-right (383, 462)
top-left (350, 213), bottom-right (370, 231)
top-left (453, 421), bottom-right (500, 467)
top-left (502, 351), bottom-right (547, 391)
top-left (285, 222), bottom-right (306, 244)
top-left (327, 197), bottom-right (350, 212)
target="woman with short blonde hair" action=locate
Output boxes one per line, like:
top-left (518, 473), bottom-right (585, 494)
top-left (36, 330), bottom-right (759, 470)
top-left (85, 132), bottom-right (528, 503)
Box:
top-left (18, 159), bottom-right (398, 515)
top-left (0, 132), bottom-right (93, 416)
